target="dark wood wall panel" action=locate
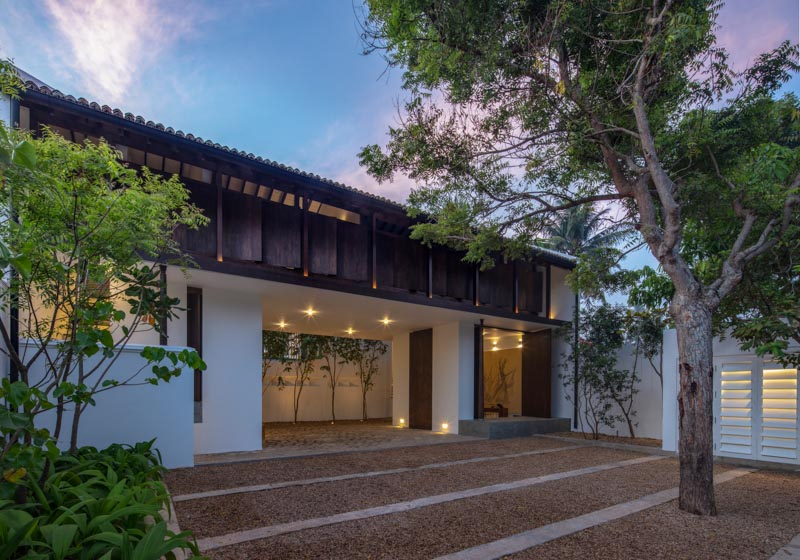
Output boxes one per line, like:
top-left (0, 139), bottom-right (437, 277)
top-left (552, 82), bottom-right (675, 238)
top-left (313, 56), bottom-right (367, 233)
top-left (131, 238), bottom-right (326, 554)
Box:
top-left (393, 237), bottom-right (427, 292)
top-left (432, 247), bottom-right (448, 296)
top-left (177, 183), bottom-right (217, 256)
top-left (222, 191), bottom-right (262, 261)
top-left (309, 213), bottom-right (337, 275)
top-left (263, 202), bottom-right (302, 268)
top-left (518, 263), bottom-right (544, 314)
top-left (376, 233), bottom-right (395, 288)
top-left (446, 252), bottom-right (472, 300)
top-left (521, 329), bottom-right (552, 417)
top-left (479, 261), bottom-right (513, 308)
top-left (337, 221), bottom-right (368, 281)
top-left (409, 328), bottom-right (433, 430)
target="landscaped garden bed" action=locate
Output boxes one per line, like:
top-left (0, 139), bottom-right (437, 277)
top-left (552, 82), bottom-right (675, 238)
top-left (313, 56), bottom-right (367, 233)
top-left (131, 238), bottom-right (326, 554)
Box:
top-left (553, 431), bottom-right (663, 448)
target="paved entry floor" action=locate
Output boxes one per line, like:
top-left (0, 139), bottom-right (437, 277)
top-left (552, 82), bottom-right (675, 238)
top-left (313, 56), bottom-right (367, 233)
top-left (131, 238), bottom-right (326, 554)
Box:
top-left (169, 436), bottom-right (800, 559)
top-left (195, 419), bottom-right (480, 465)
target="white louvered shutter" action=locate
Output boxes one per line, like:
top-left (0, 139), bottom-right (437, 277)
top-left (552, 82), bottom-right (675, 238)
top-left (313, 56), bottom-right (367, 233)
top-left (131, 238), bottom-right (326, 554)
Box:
top-left (717, 360), bottom-right (755, 456)
top-left (759, 364), bottom-right (798, 461)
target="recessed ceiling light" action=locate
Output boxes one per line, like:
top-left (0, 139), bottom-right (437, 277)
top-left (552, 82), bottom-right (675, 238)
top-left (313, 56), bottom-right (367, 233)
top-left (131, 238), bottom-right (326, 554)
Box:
top-left (346, 327), bottom-right (356, 335)
top-left (380, 316), bottom-right (393, 326)
top-left (304, 307), bottom-right (317, 317)
top-left (276, 320), bottom-right (288, 329)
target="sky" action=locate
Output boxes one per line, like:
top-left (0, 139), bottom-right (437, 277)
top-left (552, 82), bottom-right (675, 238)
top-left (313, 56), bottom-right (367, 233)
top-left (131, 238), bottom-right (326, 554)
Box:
top-left (0, 0), bottom-right (797, 255)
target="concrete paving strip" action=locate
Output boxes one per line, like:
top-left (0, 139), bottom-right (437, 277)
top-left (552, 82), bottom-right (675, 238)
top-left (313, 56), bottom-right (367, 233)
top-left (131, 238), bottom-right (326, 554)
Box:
top-left (195, 454), bottom-right (662, 552)
top-left (434, 467), bottom-right (755, 560)
top-left (174, 444), bottom-right (585, 502)
top-left (771, 533), bottom-right (800, 559)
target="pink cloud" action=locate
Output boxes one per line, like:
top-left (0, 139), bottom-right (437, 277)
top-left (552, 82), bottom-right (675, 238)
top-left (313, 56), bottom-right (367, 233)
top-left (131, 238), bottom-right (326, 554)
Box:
top-left (716, 0), bottom-right (799, 70)
top-left (42, 0), bottom-right (206, 103)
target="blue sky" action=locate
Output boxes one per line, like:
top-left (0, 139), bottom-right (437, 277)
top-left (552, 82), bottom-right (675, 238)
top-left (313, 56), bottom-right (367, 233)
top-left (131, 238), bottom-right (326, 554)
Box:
top-left (1, 0), bottom-right (797, 214)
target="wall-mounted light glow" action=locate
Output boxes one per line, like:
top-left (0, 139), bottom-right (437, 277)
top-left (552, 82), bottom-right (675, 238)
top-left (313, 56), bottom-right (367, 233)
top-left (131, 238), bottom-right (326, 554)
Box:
top-left (304, 307), bottom-right (317, 317)
top-left (380, 316), bottom-right (393, 326)
top-left (517, 344), bottom-right (523, 349)
top-left (441, 422), bottom-right (449, 433)
top-left (492, 347), bottom-right (499, 352)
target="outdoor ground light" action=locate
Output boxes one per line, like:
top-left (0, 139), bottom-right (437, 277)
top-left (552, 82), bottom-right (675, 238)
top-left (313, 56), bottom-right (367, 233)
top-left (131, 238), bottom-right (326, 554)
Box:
top-left (441, 422), bottom-right (449, 432)
top-left (399, 418), bottom-right (406, 427)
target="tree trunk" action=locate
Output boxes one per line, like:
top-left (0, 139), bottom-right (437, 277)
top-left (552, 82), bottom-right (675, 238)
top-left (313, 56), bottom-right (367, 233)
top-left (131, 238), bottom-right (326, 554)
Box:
top-left (331, 386), bottom-right (336, 424)
top-left (673, 295), bottom-right (716, 515)
top-left (362, 390), bottom-right (368, 421)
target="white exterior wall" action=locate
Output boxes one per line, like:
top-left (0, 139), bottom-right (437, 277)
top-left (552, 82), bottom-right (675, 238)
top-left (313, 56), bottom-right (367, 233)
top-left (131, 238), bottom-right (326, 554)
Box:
top-left (193, 287), bottom-right (262, 455)
top-left (392, 332), bottom-right (410, 426)
top-left (432, 321), bottom-right (474, 434)
top-left (549, 266), bottom-right (574, 322)
top-left (550, 270), bottom-right (576, 423)
top-left (262, 351), bottom-right (392, 422)
top-left (20, 342), bottom-right (194, 468)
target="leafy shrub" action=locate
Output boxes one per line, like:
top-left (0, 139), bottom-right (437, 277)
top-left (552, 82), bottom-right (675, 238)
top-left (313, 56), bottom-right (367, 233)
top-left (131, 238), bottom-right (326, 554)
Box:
top-left (0, 440), bottom-right (202, 559)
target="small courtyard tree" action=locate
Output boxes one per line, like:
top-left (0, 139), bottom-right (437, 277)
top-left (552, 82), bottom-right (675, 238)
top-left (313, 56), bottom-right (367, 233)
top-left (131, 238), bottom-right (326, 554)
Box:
top-left (354, 339), bottom-right (388, 421)
top-left (282, 334), bottom-right (324, 423)
top-left (262, 329), bottom-right (290, 388)
top-left (0, 122), bottom-right (206, 456)
top-left (319, 336), bottom-right (360, 423)
top-left (359, 1), bottom-right (799, 514)
top-left (561, 303), bottom-right (638, 438)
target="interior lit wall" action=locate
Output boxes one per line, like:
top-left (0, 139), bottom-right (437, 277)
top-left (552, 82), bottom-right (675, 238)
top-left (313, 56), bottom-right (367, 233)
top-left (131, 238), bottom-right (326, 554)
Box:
top-left (261, 351), bottom-right (392, 423)
top-left (392, 333), bottom-right (410, 426)
top-left (483, 348), bottom-right (522, 415)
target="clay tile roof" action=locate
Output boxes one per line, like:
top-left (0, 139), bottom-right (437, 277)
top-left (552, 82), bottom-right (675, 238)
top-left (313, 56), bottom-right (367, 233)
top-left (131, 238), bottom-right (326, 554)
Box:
top-left (21, 79), bottom-right (404, 209)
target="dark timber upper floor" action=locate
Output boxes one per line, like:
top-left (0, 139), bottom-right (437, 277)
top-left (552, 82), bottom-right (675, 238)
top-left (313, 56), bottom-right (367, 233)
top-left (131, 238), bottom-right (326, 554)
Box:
top-left (17, 85), bottom-right (574, 325)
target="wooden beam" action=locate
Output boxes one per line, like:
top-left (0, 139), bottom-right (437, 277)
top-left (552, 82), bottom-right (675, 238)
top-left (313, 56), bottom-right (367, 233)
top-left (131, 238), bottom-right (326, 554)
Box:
top-left (473, 266), bottom-right (480, 307)
top-left (302, 195), bottom-right (310, 277)
top-left (215, 172), bottom-right (223, 262)
top-left (427, 247), bottom-right (433, 298)
top-left (370, 215), bottom-right (377, 289)
top-left (474, 319), bottom-right (484, 419)
top-left (513, 261), bottom-right (519, 314)
top-left (545, 264), bottom-right (552, 319)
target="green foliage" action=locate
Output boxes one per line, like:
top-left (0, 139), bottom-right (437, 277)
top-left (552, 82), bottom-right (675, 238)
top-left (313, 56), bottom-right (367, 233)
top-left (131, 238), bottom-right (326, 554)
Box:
top-left (318, 336), bottom-right (361, 423)
top-left (354, 339), bottom-right (388, 421)
top-left (560, 303), bottom-right (639, 438)
top-left (0, 441), bottom-right (202, 559)
top-left (0, 126), bottom-right (207, 455)
top-left (279, 334), bottom-right (326, 423)
top-left (0, 59), bottom-right (24, 101)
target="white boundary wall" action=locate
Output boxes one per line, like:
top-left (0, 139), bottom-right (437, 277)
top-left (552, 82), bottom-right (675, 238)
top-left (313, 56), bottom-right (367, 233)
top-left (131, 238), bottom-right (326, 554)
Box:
top-left (18, 341), bottom-right (194, 468)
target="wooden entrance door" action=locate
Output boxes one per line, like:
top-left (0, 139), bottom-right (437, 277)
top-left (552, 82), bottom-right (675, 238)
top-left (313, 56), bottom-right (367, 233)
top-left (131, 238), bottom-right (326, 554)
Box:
top-left (521, 329), bottom-right (552, 418)
top-left (409, 329), bottom-right (433, 430)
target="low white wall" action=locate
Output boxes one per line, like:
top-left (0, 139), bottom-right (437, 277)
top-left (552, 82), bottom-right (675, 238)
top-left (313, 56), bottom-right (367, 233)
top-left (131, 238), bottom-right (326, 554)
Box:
top-left (18, 341), bottom-right (194, 468)
top-left (432, 321), bottom-right (474, 434)
top-left (392, 333), bottom-right (410, 426)
top-left (193, 287), bottom-right (262, 455)
top-left (262, 351), bottom-right (392, 422)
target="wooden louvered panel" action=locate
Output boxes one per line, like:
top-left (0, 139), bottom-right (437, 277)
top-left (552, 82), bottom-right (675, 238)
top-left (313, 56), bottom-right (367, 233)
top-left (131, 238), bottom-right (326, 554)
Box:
top-left (760, 366), bottom-right (798, 460)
